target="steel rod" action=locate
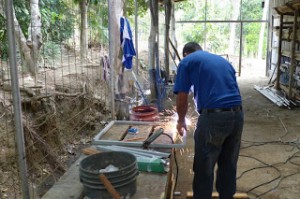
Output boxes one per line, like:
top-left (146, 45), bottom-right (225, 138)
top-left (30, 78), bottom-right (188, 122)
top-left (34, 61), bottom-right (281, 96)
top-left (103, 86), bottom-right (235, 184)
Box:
top-left (96, 145), bottom-right (164, 159)
top-left (108, 145), bottom-right (170, 157)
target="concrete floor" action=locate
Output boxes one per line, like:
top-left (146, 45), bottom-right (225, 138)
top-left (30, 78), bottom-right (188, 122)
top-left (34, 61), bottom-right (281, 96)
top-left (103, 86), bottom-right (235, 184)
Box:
top-left (171, 75), bottom-right (300, 199)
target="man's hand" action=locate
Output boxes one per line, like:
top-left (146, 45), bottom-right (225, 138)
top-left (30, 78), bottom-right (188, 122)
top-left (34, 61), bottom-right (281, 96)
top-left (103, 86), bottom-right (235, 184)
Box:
top-left (176, 92), bottom-right (188, 136)
top-left (176, 120), bottom-right (187, 136)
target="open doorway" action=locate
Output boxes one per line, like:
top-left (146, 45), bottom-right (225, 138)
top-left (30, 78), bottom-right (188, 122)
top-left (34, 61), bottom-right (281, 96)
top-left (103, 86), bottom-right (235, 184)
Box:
top-left (175, 0), bottom-right (269, 78)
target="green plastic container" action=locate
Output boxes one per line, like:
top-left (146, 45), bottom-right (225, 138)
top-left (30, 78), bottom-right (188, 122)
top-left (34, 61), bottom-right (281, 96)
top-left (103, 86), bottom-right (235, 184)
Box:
top-left (136, 157), bottom-right (167, 173)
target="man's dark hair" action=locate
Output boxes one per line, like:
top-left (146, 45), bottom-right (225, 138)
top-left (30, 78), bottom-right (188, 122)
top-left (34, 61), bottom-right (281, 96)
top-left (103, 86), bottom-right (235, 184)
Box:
top-left (182, 42), bottom-right (202, 57)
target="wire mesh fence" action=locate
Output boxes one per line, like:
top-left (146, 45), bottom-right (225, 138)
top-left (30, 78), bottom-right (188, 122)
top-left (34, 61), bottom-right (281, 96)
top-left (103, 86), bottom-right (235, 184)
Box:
top-left (0, 0), bottom-right (112, 198)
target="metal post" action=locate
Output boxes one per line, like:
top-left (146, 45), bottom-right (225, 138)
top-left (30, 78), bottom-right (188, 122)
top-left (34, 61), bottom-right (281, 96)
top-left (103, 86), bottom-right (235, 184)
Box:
top-left (239, 22), bottom-right (243, 76)
top-left (164, 0), bottom-right (171, 81)
top-left (266, 0), bottom-right (271, 76)
top-left (4, 0), bottom-right (30, 198)
top-left (288, 10), bottom-right (298, 98)
top-left (276, 14), bottom-right (283, 90)
top-left (134, 0), bottom-right (139, 76)
top-left (238, 0), bottom-right (243, 76)
top-left (134, 0), bottom-right (139, 105)
top-left (204, 0), bottom-right (207, 49)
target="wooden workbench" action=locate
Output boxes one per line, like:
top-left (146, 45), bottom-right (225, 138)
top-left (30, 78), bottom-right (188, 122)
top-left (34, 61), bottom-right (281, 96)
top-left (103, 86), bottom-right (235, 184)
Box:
top-left (42, 150), bottom-right (174, 199)
top-left (93, 120), bottom-right (176, 199)
top-left (132, 171), bottom-right (173, 199)
top-left (42, 120), bottom-right (176, 199)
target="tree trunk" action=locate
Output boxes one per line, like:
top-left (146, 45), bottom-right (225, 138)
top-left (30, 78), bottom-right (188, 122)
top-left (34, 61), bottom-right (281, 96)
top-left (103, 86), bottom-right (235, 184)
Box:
top-left (14, 11), bottom-right (35, 76)
top-left (0, 0), bottom-right (42, 79)
top-left (148, 0), bottom-right (159, 100)
top-left (108, 0), bottom-right (126, 119)
top-left (29, 0), bottom-right (42, 79)
top-left (80, 0), bottom-right (88, 60)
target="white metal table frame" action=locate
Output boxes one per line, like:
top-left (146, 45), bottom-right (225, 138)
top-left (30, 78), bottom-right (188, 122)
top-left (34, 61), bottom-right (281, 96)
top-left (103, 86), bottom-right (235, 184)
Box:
top-left (92, 120), bottom-right (186, 149)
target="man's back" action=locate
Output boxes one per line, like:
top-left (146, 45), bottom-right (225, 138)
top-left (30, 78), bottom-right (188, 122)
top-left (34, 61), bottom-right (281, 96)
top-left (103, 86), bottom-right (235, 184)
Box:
top-left (174, 51), bottom-right (242, 112)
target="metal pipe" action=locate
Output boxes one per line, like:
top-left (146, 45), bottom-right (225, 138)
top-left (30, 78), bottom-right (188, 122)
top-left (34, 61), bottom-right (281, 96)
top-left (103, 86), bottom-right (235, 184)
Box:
top-left (264, 88), bottom-right (287, 106)
top-left (134, 0), bottom-right (139, 106)
top-left (276, 14), bottom-right (283, 90)
top-left (134, 0), bottom-right (139, 76)
top-left (204, 0), bottom-right (207, 49)
top-left (4, 0), bottom-right (30, 198)
top-left (254, 86), bottom-right (280, 106)
top-left (239, 22), bottom-right (243, 76)
top-left (266, 0), bottom-right (271, 76)
top-left (254, 85), bottom-right (289, 107)
top-left (109, 145), bottom-right (170, 158)
top-left (96, 145), bottom-right (164, 159)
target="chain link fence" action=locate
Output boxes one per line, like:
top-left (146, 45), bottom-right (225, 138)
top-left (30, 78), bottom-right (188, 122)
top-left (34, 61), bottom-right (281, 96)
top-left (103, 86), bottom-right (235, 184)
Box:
top-left (0, 0), bottom-right (112, 198)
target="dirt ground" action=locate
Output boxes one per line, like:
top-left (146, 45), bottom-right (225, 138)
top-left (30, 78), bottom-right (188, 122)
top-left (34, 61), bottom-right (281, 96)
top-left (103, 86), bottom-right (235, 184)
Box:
top-left (170, 66), bottom-right (300, 199)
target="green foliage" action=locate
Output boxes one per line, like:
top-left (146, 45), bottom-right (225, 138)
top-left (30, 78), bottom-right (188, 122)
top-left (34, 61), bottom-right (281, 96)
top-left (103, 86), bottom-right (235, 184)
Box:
top-left (206, 23), bottom-right (230, 54)
top-left (0, 0), bottom-right (75, 60)
top-left (182, 24), bottom-right (205, 44)
top-left (13, 0), bottom-right (31, 38)
top-left (241, 0), bottom-right (262, 20)
top-left (88, 0), bottom-right (109, 45)
top-left (241, 1), bottom-right (264, 57)
top-left (0, 0), bottom-right (30, 59)
top-left (244, 23), bottom-right (260, 57)
top-left (0, 15), bottom-right (8, 60)
top-left (126, 0), bottom-right (148, 17)
top-left (175, 1), bottom-right (206, 20)
top-left (40, 41), bottom-right (62, 60)
top-left (87, 0), bottom-right (148, 46)
top-left (40, 0), bottom-right (75, 42)
top-left (175, 0), bottom-right (266, 58)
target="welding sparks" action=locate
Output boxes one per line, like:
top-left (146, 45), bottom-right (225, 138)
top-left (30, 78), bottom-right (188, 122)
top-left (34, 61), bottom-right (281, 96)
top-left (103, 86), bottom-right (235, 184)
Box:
top-left (171, 113), bottom-right (192, 128)
top-left (185, 118), bottom-right (192, 126)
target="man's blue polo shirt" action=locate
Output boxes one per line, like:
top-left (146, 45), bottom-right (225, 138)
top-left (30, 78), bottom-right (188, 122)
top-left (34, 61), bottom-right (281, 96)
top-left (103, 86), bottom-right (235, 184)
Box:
top-left (173, 51), bottom-right (242, 113)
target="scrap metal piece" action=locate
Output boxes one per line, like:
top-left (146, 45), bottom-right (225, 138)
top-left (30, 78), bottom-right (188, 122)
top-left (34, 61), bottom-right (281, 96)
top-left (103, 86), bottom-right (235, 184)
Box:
top-left (142, 128), bottom-right (164, 149)
top-left (254, 85), bottom-right (290, 108)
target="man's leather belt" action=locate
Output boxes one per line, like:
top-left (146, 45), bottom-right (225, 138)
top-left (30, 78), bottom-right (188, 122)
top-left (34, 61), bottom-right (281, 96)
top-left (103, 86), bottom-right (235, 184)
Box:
top-left (200, 105), bottom-right (242, 114)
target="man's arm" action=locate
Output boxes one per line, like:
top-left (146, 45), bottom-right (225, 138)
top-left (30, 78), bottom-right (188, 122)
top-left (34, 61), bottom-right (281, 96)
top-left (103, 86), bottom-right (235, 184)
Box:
top-left (176, 92), bottom-right (188, 136)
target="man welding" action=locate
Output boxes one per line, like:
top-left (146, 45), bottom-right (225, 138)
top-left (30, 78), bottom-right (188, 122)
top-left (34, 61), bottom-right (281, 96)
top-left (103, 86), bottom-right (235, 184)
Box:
top-left (173, 42), bottom-right (244, 199)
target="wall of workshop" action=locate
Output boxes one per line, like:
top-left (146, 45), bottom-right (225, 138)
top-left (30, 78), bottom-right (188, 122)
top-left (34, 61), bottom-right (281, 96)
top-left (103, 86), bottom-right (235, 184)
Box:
top-left (268, 0), bottom-right (291, 77)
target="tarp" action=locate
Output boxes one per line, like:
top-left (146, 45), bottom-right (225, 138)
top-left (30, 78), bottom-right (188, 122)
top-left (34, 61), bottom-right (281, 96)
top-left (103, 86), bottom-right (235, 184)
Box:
top-left (120, 16), bottom-right (136, 69)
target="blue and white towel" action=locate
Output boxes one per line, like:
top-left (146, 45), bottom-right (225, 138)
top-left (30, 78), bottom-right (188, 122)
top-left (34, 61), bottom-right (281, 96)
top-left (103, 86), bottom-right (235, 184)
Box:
top-left (120, 16), bottom-right (136, 69)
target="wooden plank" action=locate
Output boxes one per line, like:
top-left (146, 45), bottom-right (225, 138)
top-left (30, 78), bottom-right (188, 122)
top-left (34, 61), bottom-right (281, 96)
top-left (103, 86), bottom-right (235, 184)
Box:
top-left (131, 172), bottom-right (170, 199)
top-left (100, 123), bottom-right (156, 141)
top-left (275, 1), bottom-right (300, 15)
top-left (186, 191), bottom-right (249, 199)
top-left (81, 147), bottom-right (100, 155)
top-left (123, 124), bottom-right (155, 141)
top-left (100, 124), bottom-right (131, 140)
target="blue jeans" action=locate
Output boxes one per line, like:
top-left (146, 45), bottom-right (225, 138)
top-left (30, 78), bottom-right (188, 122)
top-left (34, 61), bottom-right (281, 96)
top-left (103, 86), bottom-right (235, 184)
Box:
top-left (192, 111), bottom-right (244, 199)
